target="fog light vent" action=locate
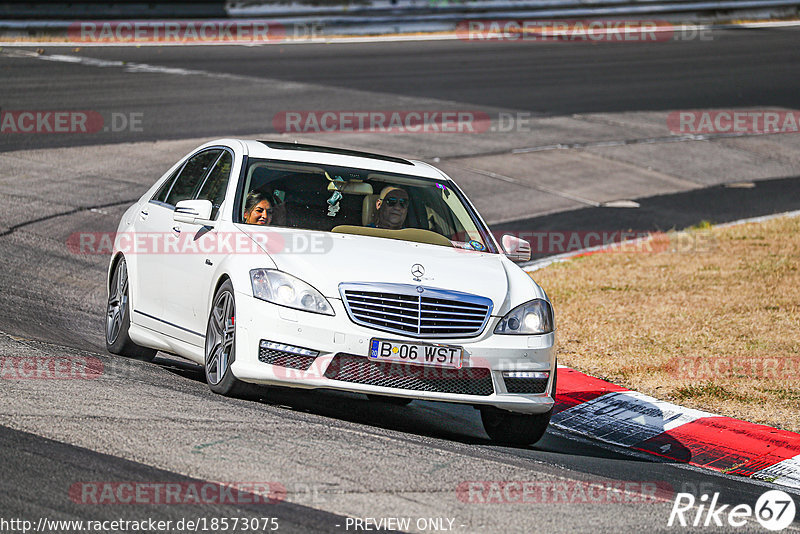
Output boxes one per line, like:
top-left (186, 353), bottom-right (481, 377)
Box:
top-left (258, 340), bottom-right (318, 371)
top-left (502, 371), bottom-right (549, 394)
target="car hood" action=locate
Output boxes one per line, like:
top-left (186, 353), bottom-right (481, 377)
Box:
top-left (238, 226), bottom-right (543, 313)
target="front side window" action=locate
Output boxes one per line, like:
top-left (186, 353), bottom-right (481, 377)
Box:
top-left (152, 165), bottom-right (182, 204)
top-left (164, 149), bottom-right (222, 207)
top-left (236, 158), bottom-right (495, 253)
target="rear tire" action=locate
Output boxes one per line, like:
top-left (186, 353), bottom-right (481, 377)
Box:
top-left (106, 257), bottom-right (157, 361)
top-left (204, 280), bottom-right (255, 398)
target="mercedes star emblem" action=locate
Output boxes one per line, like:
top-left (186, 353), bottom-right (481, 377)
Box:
top-left (411, 263), bottom-right (425, 279)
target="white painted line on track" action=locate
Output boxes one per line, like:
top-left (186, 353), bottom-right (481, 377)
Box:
top-left (0, 48), bottom-right (304, 85)
top-left (0, 33), bottom-right (461, 47)
top-left (509, 129), bottom-right (798, 155)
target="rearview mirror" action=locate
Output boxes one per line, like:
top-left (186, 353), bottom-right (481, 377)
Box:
top-left (327, 181), bottom-right (374, 195)
top-left (173, 200), bottom-right (214, 226)
top-left (502, 234), bottom-right (531, 263)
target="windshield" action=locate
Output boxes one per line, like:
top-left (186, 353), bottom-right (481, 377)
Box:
top-left (235, 158), bottom-right (496, 253)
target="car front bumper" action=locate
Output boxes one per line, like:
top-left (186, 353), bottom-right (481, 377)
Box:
top-left (230, 291), bottom-right (556, 414)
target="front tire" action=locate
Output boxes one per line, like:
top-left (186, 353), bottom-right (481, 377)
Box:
top-left (481, 363), bottom-right (557, 446)
top-left (106, 256), bottom-right (156, 361)
top-left (480, 406), bottom-right (552, 446)
top-left (204, 280), bottom-right (253, 398)
top-left (367, 394), bottom-right (413, 406)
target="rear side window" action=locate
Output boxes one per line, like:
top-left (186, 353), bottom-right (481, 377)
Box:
top-left (164, 149), bottom-right (222, 207)
top-left (196, 151), bottom-right (233, 220)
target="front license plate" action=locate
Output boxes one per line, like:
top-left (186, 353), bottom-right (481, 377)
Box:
top-left (369, 339), bottom-right (463, 369)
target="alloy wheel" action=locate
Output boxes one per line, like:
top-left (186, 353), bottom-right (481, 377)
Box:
top-left (206, 290), bottom-right (235, 385)
top-left (106, 260), bottom-right (128, 344)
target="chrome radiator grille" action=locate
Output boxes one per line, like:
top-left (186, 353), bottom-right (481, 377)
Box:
top-left (339, 283), bottom-right (493, 338)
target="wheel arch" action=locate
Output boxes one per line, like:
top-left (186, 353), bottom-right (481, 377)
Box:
top-left (213, 273), bottom-right (232, 300)
top-left (108, 252), bottom-right (125, 294)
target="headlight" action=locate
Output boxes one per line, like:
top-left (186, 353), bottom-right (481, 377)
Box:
top-left (250, 269), bottom-right (334, 316)
top-left (494, 299), bottom-right (553, 335)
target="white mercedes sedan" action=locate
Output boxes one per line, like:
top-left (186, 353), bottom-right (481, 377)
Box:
top-left (106, 139), bottom-right (556, 445)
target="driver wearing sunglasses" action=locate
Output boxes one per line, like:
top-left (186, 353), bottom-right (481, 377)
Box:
top-left (372, 186), bottom-right (409, 230)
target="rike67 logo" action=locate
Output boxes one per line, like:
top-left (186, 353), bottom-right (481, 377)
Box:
top-left (669, 489), bottom-right (796, 531)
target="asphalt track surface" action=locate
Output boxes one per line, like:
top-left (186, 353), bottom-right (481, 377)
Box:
top-left (497, 175), bottom-right (800, 259)
top-left (1, 29), bottom-right (800, 533)
top-left (1, 27), bottom-right (800, 151)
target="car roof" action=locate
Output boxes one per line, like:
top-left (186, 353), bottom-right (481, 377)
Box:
top-left (233, 139), bottom-right (445, 180)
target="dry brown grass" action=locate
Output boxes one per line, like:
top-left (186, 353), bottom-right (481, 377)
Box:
top-left (532, 215), bottom-right (800, 433)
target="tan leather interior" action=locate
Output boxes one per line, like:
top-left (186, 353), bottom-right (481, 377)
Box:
top-left (331, 225), bottom-right (453, 248)
top-left (362, 194), bottom-right (379, 226)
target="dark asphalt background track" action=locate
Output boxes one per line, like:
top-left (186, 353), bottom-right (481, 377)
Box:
top-left (497, 175), bottom-right (800, 259)
top-left (1, 27), bottom-right (800, 151)
top-left (1, 29), bottom-right (800, 532)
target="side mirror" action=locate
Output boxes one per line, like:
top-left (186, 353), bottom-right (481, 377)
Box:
top-left (174, 199), bottom-right (214, 226)
top-left (502, 234), bottom-right (531, 263)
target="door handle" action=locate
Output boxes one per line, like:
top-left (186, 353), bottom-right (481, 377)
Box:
top-left (139, 209), bottom-right (149, 220)
top-left (172, 225), bottom-right (181, 234)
